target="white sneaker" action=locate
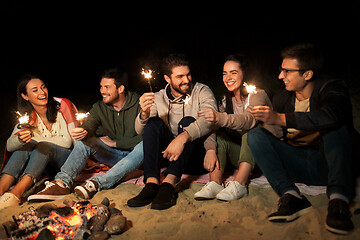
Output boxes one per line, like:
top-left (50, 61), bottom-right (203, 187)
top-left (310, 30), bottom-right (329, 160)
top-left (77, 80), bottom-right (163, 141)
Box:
top-left (0, 193), bottom-right (20, 210)
top-left (194, 181), bottom-right (224, 200)
top-left (216, 181), bottom-right (248, 201)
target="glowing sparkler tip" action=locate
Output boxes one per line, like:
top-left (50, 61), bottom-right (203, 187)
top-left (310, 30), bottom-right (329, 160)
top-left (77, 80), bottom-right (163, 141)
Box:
top-left (75, 112), bottom-right (90, 121)
top-left (243, 82), bottom-right (257, 94)
top-left (141, 68), bottom-right (153, 79)
top-left (184, 94), bottom-right (191, 105)
top-left (16, 111), bottom-right (30, 125)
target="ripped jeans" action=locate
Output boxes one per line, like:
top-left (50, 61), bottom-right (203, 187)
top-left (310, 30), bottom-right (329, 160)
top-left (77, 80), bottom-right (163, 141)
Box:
top-left (1, 140), bottom-right (71, 182)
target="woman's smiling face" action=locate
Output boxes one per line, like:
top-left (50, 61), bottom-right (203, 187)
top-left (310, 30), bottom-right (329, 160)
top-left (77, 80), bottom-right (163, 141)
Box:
top-left (222, 60), bottom-right (243, 93)
top-left (21, 78), bottom-right (49, 107)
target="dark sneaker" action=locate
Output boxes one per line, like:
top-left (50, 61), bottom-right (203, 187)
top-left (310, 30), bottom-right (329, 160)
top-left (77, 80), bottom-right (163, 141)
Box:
top-left (28, 181), bottom-right (71, 201)
top-left (127, 183), bottom-right (160, 207)
top-left (325, 199), bottom-right (354, 235)
top-left (150, 182), bottom-right (178, 210)
top-left (74, 180), bottom-right (99, 200)
top-left (268, 194), bottom-right (312, 222)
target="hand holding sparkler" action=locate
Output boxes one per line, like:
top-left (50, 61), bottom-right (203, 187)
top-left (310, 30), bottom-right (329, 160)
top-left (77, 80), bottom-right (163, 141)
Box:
top-left (72, 112), bottom-right (90, 141)
top-left (141, 68), bottom-right (153, 92)
top-left (251, 106), bottom-right (286, 126)
top-left (16, 111), bottom-right (32, 143)
top-left (139, 92), bottom-right (155, 120)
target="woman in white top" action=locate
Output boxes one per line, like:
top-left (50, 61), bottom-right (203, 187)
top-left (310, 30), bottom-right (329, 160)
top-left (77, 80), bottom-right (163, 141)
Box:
top-left (0, 74), bottom-right (76, 209)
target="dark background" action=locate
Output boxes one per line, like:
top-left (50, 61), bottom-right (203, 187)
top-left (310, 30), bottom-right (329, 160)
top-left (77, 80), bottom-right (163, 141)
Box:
top-left (1, 1), bottom-right (360, 162)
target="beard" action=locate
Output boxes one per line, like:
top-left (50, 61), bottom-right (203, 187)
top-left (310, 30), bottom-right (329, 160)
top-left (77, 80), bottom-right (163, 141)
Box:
top-left (171, 82), bottom-right (192, 96)
top-left (102, 93), bottom-right (120, 105)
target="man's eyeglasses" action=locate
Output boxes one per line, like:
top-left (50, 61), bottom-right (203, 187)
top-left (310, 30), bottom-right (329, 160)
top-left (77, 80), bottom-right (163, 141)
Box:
top-left (279, 67), bottom-right (308, 76)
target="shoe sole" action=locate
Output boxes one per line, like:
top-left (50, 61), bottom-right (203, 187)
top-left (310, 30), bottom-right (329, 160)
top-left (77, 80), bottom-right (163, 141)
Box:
top-left (74, 186), bottom-right (89, 200)
top-left (268, 206), bottom-right (312, 222)
top-left (28, 194), bottom-right (67, 202)
top-left (216, 193), bottom-right (248, 201)
top-left (150, 202), bottom-right (176, 210)
top-left (194, 196), bottom-right (216, 201)
top-left (127, 200), bottom-right (153, 207)
top-left (325, 224), bottom-right (352, 235)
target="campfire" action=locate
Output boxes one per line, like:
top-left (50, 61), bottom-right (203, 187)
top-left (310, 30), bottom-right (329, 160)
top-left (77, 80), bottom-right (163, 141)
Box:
top-left (0, 198), bottom-right (128, 240)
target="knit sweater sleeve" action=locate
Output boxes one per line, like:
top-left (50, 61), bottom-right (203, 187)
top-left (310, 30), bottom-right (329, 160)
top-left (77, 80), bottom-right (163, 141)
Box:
top-left (215, 90), bottom-right (270, 133)
top-left (6, 125), bottom-right (24, 152)
top-left (183, 85), bottom-right (217, 141)
top-left (134, 102), bottom-right (158, 135)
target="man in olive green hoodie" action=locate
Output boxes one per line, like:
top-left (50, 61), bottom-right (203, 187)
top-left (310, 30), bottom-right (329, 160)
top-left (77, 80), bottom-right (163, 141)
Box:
top-left (28, 68), bottom-right (143, 201)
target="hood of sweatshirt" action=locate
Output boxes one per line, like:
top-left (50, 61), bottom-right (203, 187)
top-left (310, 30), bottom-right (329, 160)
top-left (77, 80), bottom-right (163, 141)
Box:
top-left (103, 91), bottom-right (140, 112)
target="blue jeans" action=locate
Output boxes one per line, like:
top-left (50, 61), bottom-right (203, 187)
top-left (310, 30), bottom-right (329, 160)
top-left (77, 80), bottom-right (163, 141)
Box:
top-left (55, 137), bottom-right (143, 190)
top-left (1, 141), bottom-right (71, 181)
top-left (247, 126), bottom-right (353, 199)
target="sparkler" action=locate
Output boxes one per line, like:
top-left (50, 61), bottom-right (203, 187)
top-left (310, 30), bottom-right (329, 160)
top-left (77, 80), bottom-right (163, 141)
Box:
top-left (75, 112), bottom-right (90, 125)
top-left (184, 94), bottom-right (191, 105)
top-left (141, 68), bottom-right (153, 92)
top-left (16, 111), bottom-right (30, 129)
top-left (243, 82), bottom-right (257, 109)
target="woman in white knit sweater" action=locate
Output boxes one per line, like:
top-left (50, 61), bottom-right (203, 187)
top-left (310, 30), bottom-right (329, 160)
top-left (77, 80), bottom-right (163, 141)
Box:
top-left (0, 74), bottom-right (77, 209)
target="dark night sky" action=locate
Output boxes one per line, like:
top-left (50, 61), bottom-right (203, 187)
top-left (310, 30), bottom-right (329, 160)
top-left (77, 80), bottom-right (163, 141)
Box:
top-left (1, 1), bottom-right (360, 150)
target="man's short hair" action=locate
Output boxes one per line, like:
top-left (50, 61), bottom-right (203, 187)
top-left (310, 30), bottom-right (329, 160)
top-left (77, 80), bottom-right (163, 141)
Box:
top-left (161, 53), bottom-right (190, 77)
top-left (101, 68), bottom-right (129, 92)
top-left (281, 43), bottom-right (324, 76)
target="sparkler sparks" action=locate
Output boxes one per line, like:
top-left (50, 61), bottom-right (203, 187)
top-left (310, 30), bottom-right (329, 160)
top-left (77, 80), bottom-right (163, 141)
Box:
top-left (16, 111), bottom-right (30, 128)
top-left (243, 82), bottom-right (257, 109)
top-left (184, 94), bottom-right (191, 105)
top-left (75, 112), bottom-right (90, 121)
top-left (243, 82), bottom-right (257, 94)
top-left (141, 68), bottom-right (153, 92)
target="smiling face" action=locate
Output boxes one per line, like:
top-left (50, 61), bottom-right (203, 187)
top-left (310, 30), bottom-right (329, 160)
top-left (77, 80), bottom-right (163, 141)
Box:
top-left (278, 58), bottom-right (310, 92)
top-left (100, 77), bottom-right (121, 105)
top-left (223, 60), bottom-right (243, 94)
top-left (21, 78), bottom-right (49, 107)
top-left (164, 65), bottom-right (192, 97)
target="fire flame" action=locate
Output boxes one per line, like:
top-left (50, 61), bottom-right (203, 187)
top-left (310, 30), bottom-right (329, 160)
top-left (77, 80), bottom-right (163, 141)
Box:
top-left (44, 202), bottom-right (98, 240)
top-left (14, 201), bottom-right (102, 240)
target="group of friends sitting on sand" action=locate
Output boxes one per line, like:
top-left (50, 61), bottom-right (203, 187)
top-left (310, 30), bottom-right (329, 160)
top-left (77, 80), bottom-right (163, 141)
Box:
top-left (0, 43), bottom-right (359, 235)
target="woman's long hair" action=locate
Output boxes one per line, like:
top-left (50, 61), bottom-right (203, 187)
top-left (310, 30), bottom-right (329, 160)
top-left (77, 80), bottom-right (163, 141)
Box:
top-left (17, 74), bottom-right (60, 123)
top-left (223, 54), bottom-right (250, 114)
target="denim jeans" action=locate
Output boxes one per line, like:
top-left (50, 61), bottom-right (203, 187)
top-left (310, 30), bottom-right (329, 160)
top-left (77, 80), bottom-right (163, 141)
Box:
top-left (142, 117), bottom-right (206, 183)
top-left (55, 137), bottom-right (143, 190)
top-left (1, 140), bottom-right (71, 181)
top-left (247, 126), bottom-right (353, 199)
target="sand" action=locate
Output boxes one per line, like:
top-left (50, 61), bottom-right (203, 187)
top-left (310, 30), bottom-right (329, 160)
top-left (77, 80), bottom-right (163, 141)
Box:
top-left (1, 181), bottom-right (359, 240)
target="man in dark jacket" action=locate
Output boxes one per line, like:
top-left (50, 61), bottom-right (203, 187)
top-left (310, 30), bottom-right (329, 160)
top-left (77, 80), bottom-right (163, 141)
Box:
top-left (28, 68), bottom-right (143, 201)
top-left (247, 43), bottom-right (357, 234)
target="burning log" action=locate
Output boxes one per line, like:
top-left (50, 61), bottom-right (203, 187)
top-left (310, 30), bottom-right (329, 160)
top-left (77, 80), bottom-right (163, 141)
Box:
top-left (36, 228), bottom-right (55, 240)
top-left (1, 198), bottom-right (129, 239)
